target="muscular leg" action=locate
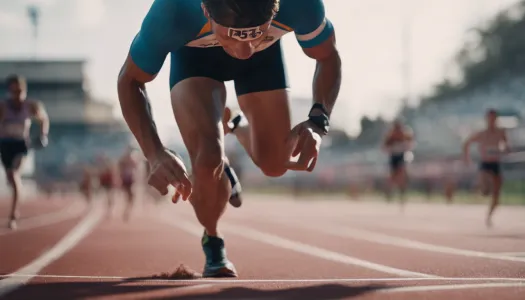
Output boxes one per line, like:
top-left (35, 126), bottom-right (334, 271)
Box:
top-left (172, 77), bottom-right (235, 277)
top-left (105, 187), bottom-right (115, 217)
top-left (479, 171), bottom-right (491, 196)
top-left (486, 173), bottom-right (502, 228)
top-left (7, 154), bottom-right (26, 229)
top-left (123, 183), bottom-right (134, 221)
top-left (225, 90), bottom-right (292, 177)
top-left (172, 78), bottom-right (230, 236)
top-left (396, 165), bottom-right (408, 209)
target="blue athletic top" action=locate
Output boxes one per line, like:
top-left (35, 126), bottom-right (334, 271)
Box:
top-left (130, 0), bottom-right (334, 75)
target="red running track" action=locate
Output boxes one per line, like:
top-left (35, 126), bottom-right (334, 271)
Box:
top-left (1, 193), bottom-right (524, 299)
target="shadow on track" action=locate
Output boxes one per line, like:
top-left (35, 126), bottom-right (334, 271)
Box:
top-left (151, 283), bottom-right (386, 300)
top-left (466, 233), bottom-right (525, 240)
top-left (2, 281), bottom-right (387, 300)
top-left (1, 281), bottom-right (188, 300)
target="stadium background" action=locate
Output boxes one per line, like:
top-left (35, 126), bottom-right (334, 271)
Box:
top-left (1, 0), bottom-right (524, 204)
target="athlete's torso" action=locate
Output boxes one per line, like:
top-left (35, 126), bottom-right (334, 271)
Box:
top-left (0, 100), bottom-right (32, 140)
top-left (386, 129), bottom-right (412, 155)
top-left (475, 129), bottom-right (506, 161)
top-left (131, 0), bottom-right (332, 75)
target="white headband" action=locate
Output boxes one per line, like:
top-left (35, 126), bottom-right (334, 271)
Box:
top-left (227, 26), bottom-right (264, 41)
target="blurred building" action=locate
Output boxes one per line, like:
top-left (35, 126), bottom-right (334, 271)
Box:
top-left (0, 58), bottom-right (132, 183)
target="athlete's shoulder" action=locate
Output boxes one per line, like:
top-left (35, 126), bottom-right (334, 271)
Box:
top-left (276, 0), bottom-right (333, 47)
top-left (25, 99), bottom-right (45, 115)
top-left (130, 0), bottom-right (205, 74)
top-left (469, 129), bottom-right (484, 140)
top-left (25, 99), bottom-right (42, 108)
top-left (140, 0), bottom-right (204, 38)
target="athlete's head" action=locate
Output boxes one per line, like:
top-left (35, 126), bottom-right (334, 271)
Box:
top-left (392, 118), bottom-right (404, 131)
top-left (485, 108), bottom-right (498, 128)
top-left (5, 74), bottom-right (27, 102)
top-left (202, 0), bottom-right (280, 59)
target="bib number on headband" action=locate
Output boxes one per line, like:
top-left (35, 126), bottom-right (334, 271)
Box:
top-left (228, 27), bottom-right (263, 41)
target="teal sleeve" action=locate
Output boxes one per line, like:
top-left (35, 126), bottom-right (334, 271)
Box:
top-left (286, 0), bottom-right (334, 48)
top-left (129, 0), bottom-right (200, 75)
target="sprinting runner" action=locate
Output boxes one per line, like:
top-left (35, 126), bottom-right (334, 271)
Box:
top-left (381, 119), bottom-right (414, 208)
top-left (463, 109), bottom-right (510, 228)
top-left (118, 146), bottom-right (141, 221)
top-left (117, 0), bottom-right (340, 277)
top-left (79, 164), bottom-right (95, 204)
top-left (0, 74), bottom-right (49, 230)
top-left (97, 155), bottom-right (120, 217)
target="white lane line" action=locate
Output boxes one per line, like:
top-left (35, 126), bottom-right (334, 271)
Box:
top-left (0, 202), bottom-right (104, 298)
top-left (0, 201), bottom-right (85, 236)
top-left (379, 282), bottom-right (525, 293)
top-left (158, 214), bottom-right (438, 278)
top-left (494, 252), bottom-right (525, 257)
top-left (0, 197), bottom-right (66, 222)
top-left (253, 217), bottom-right (525, 263)
top-left (2, 274), bottom-right (524, 284)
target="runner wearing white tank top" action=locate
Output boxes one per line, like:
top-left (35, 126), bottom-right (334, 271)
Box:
top-left (0, 74), bottom-right (49, 230)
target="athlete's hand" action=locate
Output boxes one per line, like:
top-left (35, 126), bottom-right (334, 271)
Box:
top-left (39, 134), bottom-right (48, 148)
top-left (30, 134), bottom-right (48, 149)
top-left (147, 149), bottom-right (192, 201)
top-left (285, 121), bottom-right (324, 172)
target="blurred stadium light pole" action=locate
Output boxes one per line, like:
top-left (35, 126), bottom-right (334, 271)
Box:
top-left (27, 5), bottom-right (40, 59)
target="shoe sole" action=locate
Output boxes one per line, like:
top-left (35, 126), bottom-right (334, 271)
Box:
top-left (203, 267), bottom-right (238, 278)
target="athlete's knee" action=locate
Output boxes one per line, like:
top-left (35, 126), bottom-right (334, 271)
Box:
top-left (192, 143), bottom-right (225, 180)
top-left (256, 157), bottom-right (287, 177)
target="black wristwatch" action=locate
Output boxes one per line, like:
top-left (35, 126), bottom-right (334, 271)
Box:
top-left (308, 103), bottom-right (330, 135)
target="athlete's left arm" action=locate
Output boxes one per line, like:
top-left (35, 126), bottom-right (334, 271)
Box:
top-left (293, 0), bottom-right (341, 117)
top-left (405, 127), bottom-right (416, 150)
top-left (501, 129), bottom-right (511, 153)
top-left (29, 101), bottom-right (49, 136)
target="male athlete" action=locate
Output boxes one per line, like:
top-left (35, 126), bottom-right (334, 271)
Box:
top-left (96, 154), bottom-right (120, 217)
top-left (117, 0), bottom-right (341, 277)
top-left (463, 109), bottom-right (510, 228)
top-left (118, 146), bottom-right (141, 221)
top-left (0, 74), bottom-right (49, 230)
top-left (381, 119), bottom-right (414, 206)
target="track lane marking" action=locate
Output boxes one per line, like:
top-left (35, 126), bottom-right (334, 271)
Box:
top-left (0, 201), bottom-right (85, 236)
top-left (283, 220), bottom-right (525, 263)
top-left (0, 202), bottom-right (103, 298)
top-left (378, 282), bottom-right (525, 293)
top-left (158, 212), bottom-right (439, 278)
top-left (225, 211), bottom-right (525, 263)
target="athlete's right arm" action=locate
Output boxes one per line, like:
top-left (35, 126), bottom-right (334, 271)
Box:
top-left (462, 132), bottom-right (480, 163)
top-left (381, 132), bottom-right (392, 152)
top-left (117, 0), bottom-right (186, 161)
